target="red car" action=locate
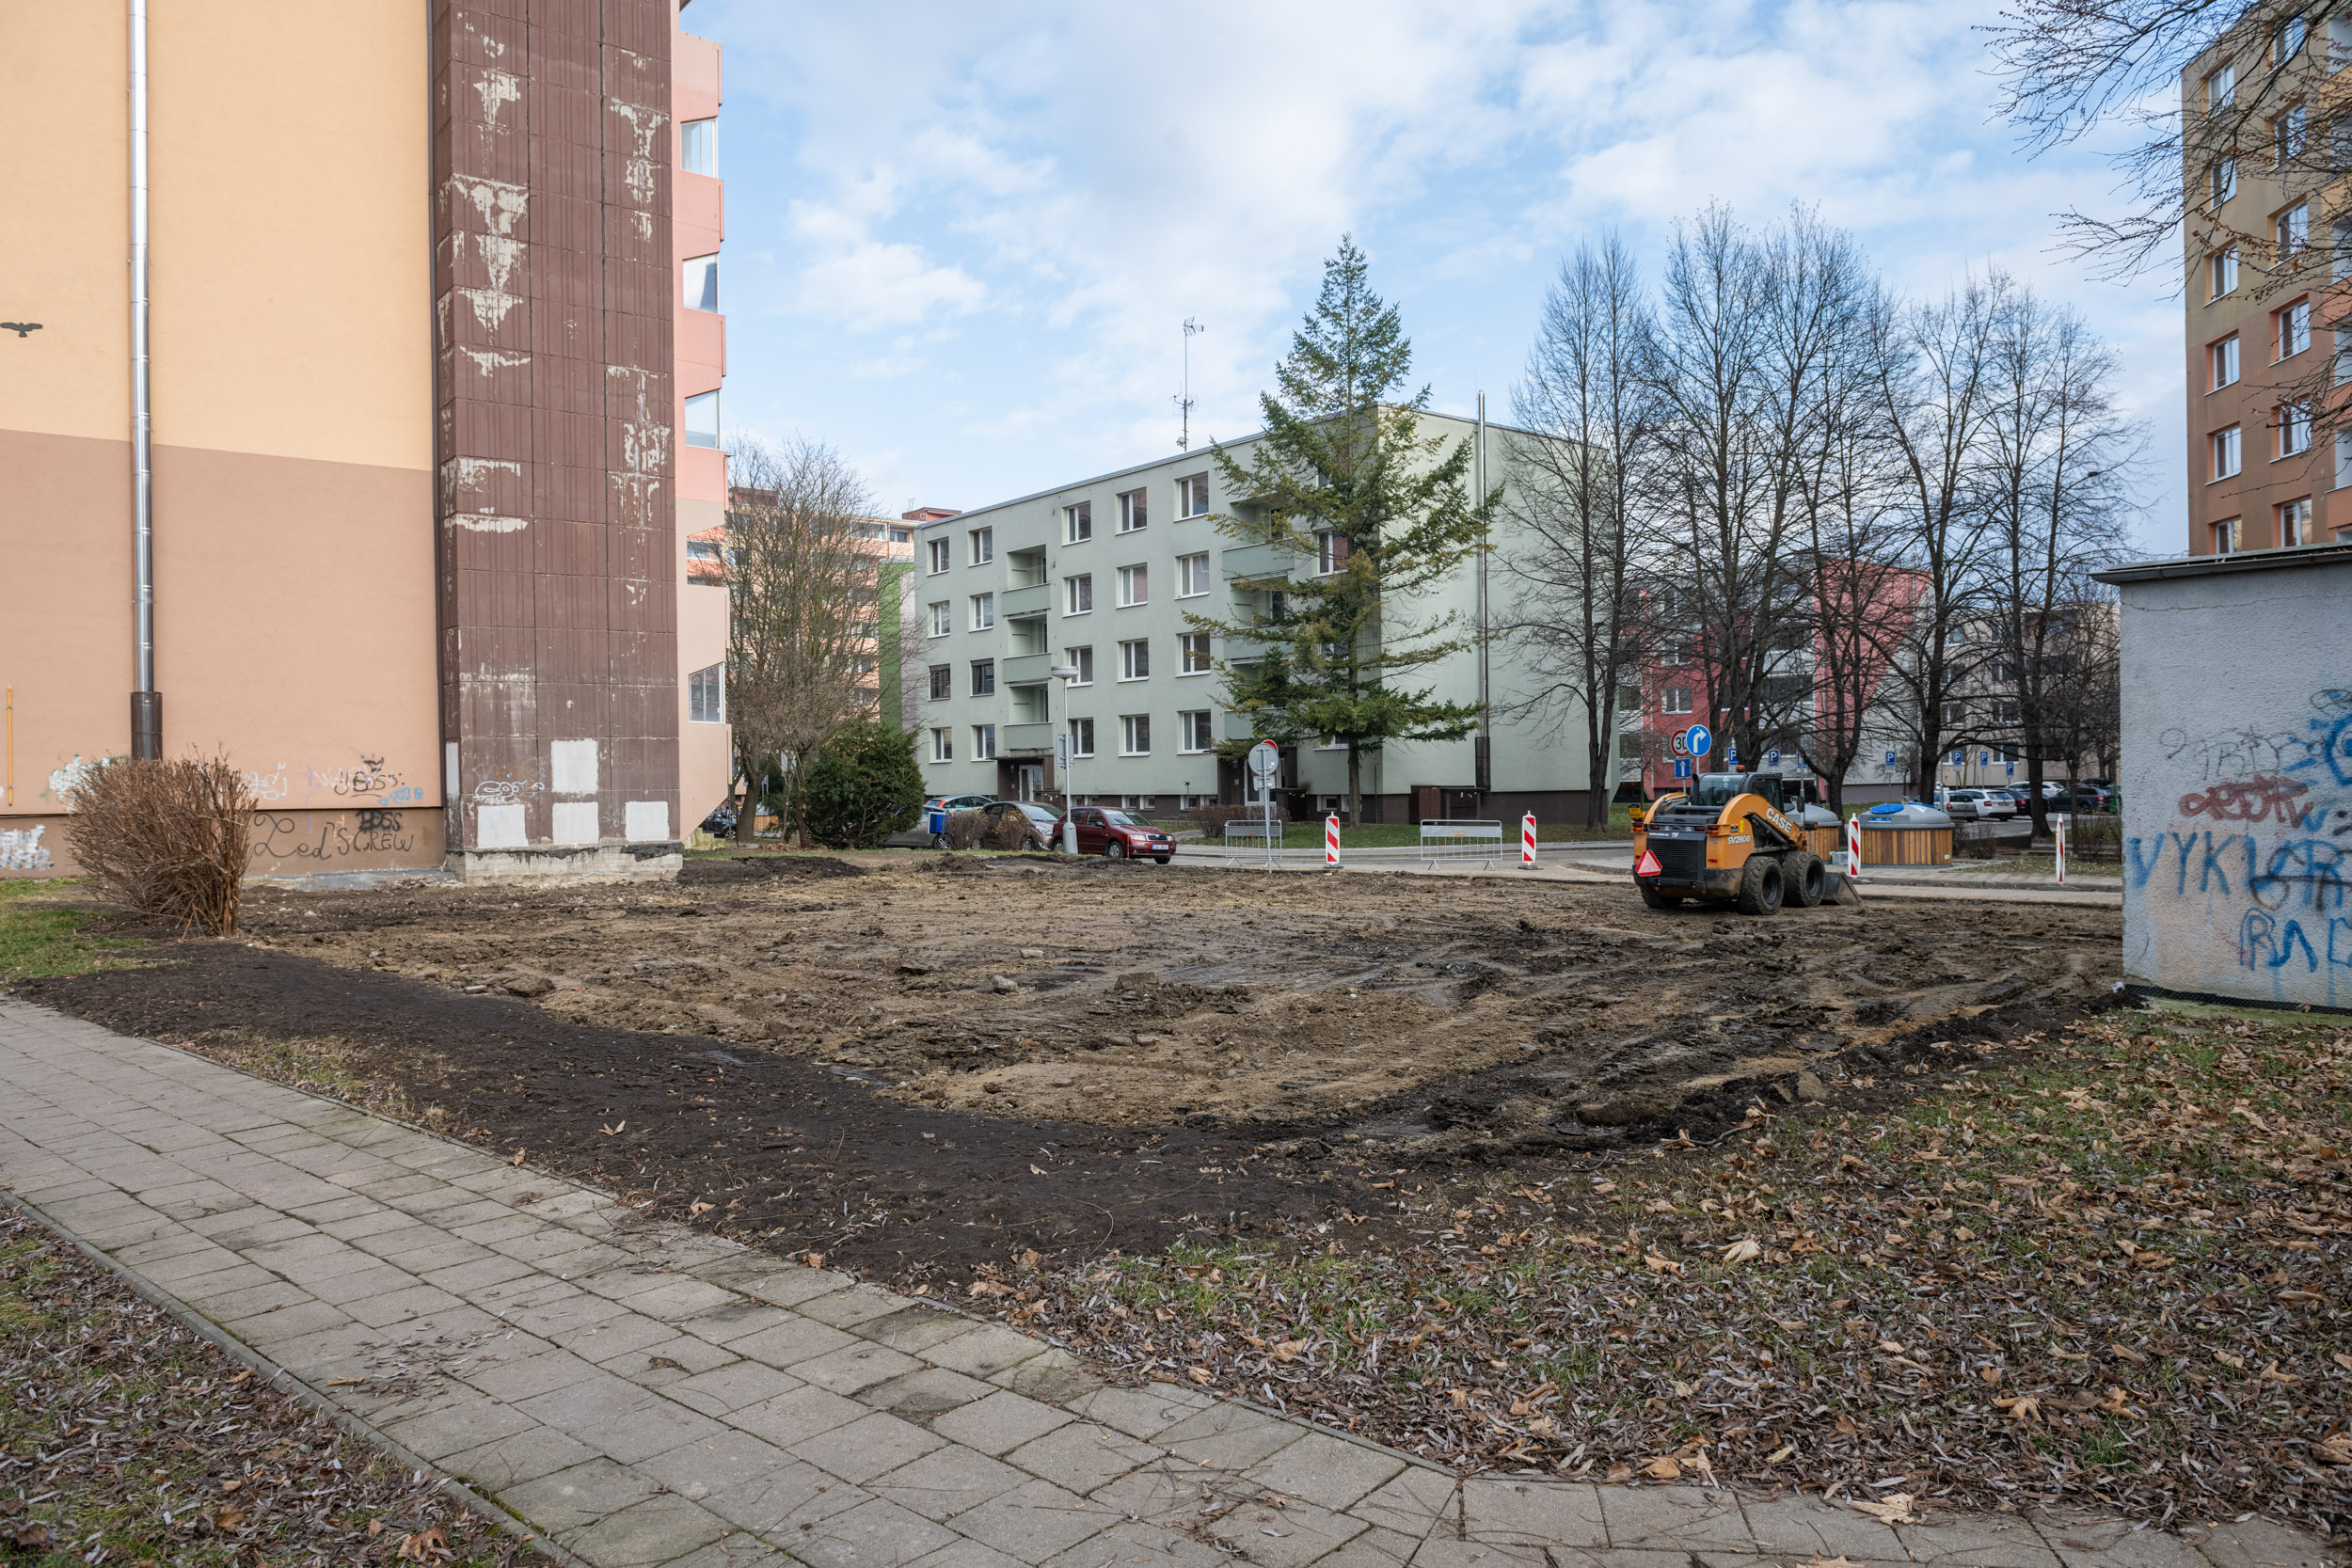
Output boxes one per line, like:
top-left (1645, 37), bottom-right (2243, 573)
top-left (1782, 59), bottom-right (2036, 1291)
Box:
top-left (1053, 806), bottom-right (1173, 863)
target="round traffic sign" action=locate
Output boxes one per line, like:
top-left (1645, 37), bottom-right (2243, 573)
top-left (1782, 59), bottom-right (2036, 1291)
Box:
top-left (1669, 731), bottom-right (1689, 757)
top-left (1247, 740), bottom-right (1279, 781)
top-left (1683, 723), bottom-right (1712, 759)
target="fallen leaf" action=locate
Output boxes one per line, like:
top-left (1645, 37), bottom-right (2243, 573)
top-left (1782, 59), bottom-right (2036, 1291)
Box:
top-left (1273, 1338), bottom-right (1310, 1362)
top-left (1641, 1456), bottom-right (1681, 1481)
top-left (1765, 1444), bottom-right (1796, 1464)
top-left (1186, 1367), bottom-right (1214, 1385)
top-left (1835, 1414), bottom-right (1858, 1434)
top-left (1604, 1463), bottom-right (1633, 1482)
top-left (1850, 1493), bottom-right (1916, 1526)
top-left (1015, 1248), bottom-right (1041, 1268)
top-left (5, 1525), bottom-right (51, 1550)
top-left (688, 1201), bottom-right (714, 1216)
top-left (215, 1504), bottom-right (247, 1532)
top-left (1643, 1252), bottom-right (1683, 1276)
top-left (600, 1120), bottom-right (626, 1135)
top-left (647, 1355), bottom-right (688, 1371)
top-left (509, 1147), bottom-right (528, 1165)
top-left (1030, 1164), bottom-right (1050, 1177)
top-left (2215, 1351), bottom-right (2246, 1370)
top-left (1994, 1396), bottom-right (2041, 1421)
top-left (1722, 1237), bottom-right (1762, 1264)
top-left (801, 1251), bottom-right (824, 1269)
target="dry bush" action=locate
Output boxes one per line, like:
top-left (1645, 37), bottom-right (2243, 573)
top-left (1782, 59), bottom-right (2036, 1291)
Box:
top-left (983, 810), bottom-right (1039, 850)
top-left (64, 752), bottom-right (256, 934)
top-left (943, 809), bottom-right (990, 850)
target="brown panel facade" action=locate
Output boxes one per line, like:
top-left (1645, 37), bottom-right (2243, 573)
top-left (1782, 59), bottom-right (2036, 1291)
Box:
top-left (431, 0), bottom-right (677, 852)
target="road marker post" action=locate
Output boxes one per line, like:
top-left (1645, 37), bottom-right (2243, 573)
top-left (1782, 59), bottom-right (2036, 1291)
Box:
top-left (1845, 813), bottom-right (1864, 880)
top-left (1325, 815), bottom-right (1341, 867)
top-left (1519, 813), bottom-right (1537, 868)
top-left (2055, 816), bottom-right (2066, 884)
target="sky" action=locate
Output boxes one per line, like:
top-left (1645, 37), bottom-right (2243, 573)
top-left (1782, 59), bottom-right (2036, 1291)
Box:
top-left (685, 0), bottom-right (2187, 558)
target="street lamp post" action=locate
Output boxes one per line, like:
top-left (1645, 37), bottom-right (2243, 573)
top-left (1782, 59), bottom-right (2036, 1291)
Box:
top-left (1048, 664), bottom-right (1081, 852)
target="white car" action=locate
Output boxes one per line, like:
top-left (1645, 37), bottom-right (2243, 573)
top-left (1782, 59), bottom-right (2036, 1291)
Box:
top-left (1941, 788), bottom-right (2013, 821)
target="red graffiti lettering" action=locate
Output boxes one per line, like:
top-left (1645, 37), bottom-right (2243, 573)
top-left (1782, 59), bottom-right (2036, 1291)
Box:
top-left (2177, 775), bottom-right (2312, 825)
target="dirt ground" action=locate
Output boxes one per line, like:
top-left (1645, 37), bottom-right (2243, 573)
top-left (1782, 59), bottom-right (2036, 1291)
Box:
top-left (234, 852), bottom-right (2121, 1148)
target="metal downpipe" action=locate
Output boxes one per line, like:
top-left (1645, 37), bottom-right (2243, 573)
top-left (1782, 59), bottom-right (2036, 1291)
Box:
top-left (129, 0), bottom-right (160, 758)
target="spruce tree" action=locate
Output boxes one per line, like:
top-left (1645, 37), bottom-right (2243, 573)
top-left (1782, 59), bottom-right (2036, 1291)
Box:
top-left (1191, 236), bottom-right (1488, 826)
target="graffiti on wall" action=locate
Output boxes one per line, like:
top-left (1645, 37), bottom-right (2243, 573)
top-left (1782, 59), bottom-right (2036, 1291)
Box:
top-left (2136, 693), bottom-right (2352, 990)
top-left (242, 756), bottom-right (427, 809)
top-left (0, 826), bottom-right (53, 870)
top-left (249, 809), bottom-right (420, 866)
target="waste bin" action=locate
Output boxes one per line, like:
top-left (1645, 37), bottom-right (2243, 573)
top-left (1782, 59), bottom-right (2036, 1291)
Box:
top-left (1854, 801), bottom-right (1954, 867)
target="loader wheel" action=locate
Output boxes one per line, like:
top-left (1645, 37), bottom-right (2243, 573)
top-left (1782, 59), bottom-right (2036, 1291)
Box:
top-left (1736, 855), bottom-right (1785, 915)
top-left (1785, 850), bottom-right (1827, 908)
top-left (1639, 885), bottom-right (1685, 911)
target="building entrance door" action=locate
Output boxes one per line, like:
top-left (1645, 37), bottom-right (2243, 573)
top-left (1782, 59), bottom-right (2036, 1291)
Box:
top-left (1012, 764), bottom-right (1043, 802)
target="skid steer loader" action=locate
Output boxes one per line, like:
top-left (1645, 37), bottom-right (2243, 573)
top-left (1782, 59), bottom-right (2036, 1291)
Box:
top-left (1629, 770), bottom-right (1842, 915)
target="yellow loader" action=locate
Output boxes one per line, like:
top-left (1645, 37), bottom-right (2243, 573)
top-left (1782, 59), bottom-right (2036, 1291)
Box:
top-left (1629, 770), bottom-right (1843, 915)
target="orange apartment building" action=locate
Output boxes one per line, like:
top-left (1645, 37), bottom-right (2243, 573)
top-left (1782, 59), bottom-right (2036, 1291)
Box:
top-left (2184, 12), bottom-right (2352, 556)
top-left (0, 1), bottom-right (730, 878)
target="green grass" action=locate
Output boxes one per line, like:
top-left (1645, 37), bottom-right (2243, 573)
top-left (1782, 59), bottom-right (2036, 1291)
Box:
top-left (0, 879), bottom-right (139, 984)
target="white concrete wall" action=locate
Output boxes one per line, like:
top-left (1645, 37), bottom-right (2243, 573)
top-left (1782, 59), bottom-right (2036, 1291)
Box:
top-left (2119, 554), bottom-right (2352, 1006)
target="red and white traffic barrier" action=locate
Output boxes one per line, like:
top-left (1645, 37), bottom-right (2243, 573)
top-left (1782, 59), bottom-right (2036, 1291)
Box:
top-left (1325, 815), bottom-right (1341, 866)
top-left (2055, 817), bottom-right (2066, 884)
top-left (1845, 814), bottom-right (1864, 880)
top-left (1520, 813), bottom-right (1537, 868)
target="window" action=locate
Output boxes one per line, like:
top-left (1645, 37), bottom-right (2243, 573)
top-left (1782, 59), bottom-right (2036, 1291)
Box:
top-left (1065, 574), bottom-right (1092, 614)
top-left (680, 117), bottom-right (718, 176)
top-left (968, 527), bottom-right (993, 565)
top-left (2280, 202), bottom-right (2310, 255)
top-left (1181, 711), bottom-right (1213, 752)
top-left (2339, 429), bottom-right (2352, 487)
top-left (1990, 697), bottom-right (2022, 725)
top-left (2212, 246), bottom-right (2240, 298)
top-left (1065, 645), bottom-right (1093, 685)
top-left (2213, 424), bottom-right (2243, 479)
top-left (2279, 103), bottom-right (2309, 166)
top-left (2214, 517), bottom-right (2241, 554)
top-left (683, 389), bottom-right (720, 449)
top-left (2282, 401), bottom-right (2313, 456)
top-left (1180, 632), bottom-right (1213, 674)
top-left (1661, 639), bottom-right (1692, 665)
top-left (971, 658), bottom-right (995, 696)
top-left (2280, 496), bottom-right (2312, 546)
top-left (1177, 552), bottom-right (1211, 596)
top-left (927, 538), bottom-right (951, 574)
top-left (1941, 701), bottom-right (1966, 728)
top-left (973, 724), bottom-right (997, 761)
top-left (930, 727), bottom-right (953, 763)
top-left (2210, 61), bottom-right (2236, 110)
top-left (1120, 715), bottom-right (1151, 755)
top-left (2213, 333), bottom-right (2241, 388)
top-left (2280, 14), bottom-right (2308, 62)
top-left (1118, 488), bottom-right (1148, 532)
top-left (2280, 298), bottom-right (2312, 356)
top-left (2334, 15), bottom-right (2352, 72)
top-left (1663, 686), bottom-right (1693, 715)
top-left (922, 664), bottom-right (948, 702)
top-left (1064, 501), bottom-right (1092, 543)
top-left (1314, 531), bottom-right (1350, 575)
top-left (970, 593), bottom-right (994, 630)
top-left (889, 526), bottom-right (912, 545)
top-left (688, 662), bottom-right (724, 723)
top-left (683, 253), bottom-right (719, 313)
top-left (1120, 639), bottom-right (1150, 681)
top-left (928, 600), bottom-right (952, 637)
top-left (1068, 717), bottom-right (1095, 758)
top-left (1117, 564), bottom-right (1148, 606)
top-left (2210, 157), bottom-right (2237, 210)
top-left (687, 537), bottom-right (722, 562)
top-left (1177, 474), bottom-right (1209, 517)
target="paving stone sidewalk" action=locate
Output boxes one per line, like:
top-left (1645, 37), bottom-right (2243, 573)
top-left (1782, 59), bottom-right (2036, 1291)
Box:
top-left (0, 997), bottom-right (2323, 1568)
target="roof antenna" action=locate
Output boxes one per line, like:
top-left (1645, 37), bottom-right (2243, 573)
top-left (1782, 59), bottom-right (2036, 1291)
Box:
top-left (1175, 317), bottom-right (1205, 449)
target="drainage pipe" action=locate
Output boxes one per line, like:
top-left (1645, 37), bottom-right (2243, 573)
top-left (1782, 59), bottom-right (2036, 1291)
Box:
top-left (129, 0), bottom-right (160, 759)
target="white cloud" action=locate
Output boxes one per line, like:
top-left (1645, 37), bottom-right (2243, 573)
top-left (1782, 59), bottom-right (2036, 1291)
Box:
top-left (691, 0), bottom-right (2189, 551)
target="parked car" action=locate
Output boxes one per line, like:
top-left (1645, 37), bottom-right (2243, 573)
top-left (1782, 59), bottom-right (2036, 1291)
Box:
top-left (2071, 783), bottom-right (2115, 813)
top-left (1054, 806), bottom-right (1174, 863)
top-left (919, 794), bottom-right (995, 848)
top-left (698, 802), bottom-right (738, 837)
top-left (979, 800), bottom-right (1062, 850)
top-left (1941, 788), bottom-right (2011, 821)
top-left (1983, 789), bottom-right (2026, 817)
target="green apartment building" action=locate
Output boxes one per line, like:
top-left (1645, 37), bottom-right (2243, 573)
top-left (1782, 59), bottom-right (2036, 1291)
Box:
top-left (911, 414), bottom-right (1611, 823)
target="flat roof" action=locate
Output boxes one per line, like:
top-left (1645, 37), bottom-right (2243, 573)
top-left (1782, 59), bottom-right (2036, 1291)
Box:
top-left (923, 405), bottom-right (1551, 531)
top-left (2094, 540), bottom-right (2352, 584)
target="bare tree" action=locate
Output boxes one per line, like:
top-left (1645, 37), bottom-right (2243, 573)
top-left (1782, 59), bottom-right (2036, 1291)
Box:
top-left (1873, 273), bottom-right (2009, 800)
top-left (722, 436), bottom-right (906, 846)
top-left (1497, 233), bottom-right (1661, 826)
top-left (1979, 292), bottom-right (2139, 836)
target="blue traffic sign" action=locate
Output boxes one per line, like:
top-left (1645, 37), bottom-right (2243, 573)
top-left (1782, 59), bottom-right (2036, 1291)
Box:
top-left (1673, 759), bottom-right (1691, 779)
top-left (1682, 723), bottom-right (1712, 759)
top-left (1766, 749), bottom-right (1781, 767)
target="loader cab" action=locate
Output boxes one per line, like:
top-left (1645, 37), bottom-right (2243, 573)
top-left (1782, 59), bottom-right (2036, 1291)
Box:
top-left (1692, 770), bottom-right (1790, 809)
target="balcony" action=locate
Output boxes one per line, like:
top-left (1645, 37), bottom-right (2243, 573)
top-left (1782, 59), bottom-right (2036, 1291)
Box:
top-left (1217, 541), bottom-right (1299, 583)
top-left (1001, 721), bottom-right (1055, 754)
top-left (1001, 582), bottom-right (1051, 618)
top-left (1003, 653), bottom-right (1053, 686)
top-left (1223, 712), bottom-right (1265, 741)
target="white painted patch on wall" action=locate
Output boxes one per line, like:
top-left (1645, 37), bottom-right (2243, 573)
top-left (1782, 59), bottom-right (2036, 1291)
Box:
top-left (473, 68), bottom-right (520, 125)
top-left (550, 739), bottom-right (598, 796)
top-left (448, 513), bottom-right (530, 534)
top-left (444, 742), bottom-right (459, 798)
top-left (551, 801), bottom-right (599, 845)
top-left (624, 800), bottom-right (670, 843)
top-left (477, 803), bottom-right (528, 849)
top-left (0, 827), bottom-right (54, 870)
